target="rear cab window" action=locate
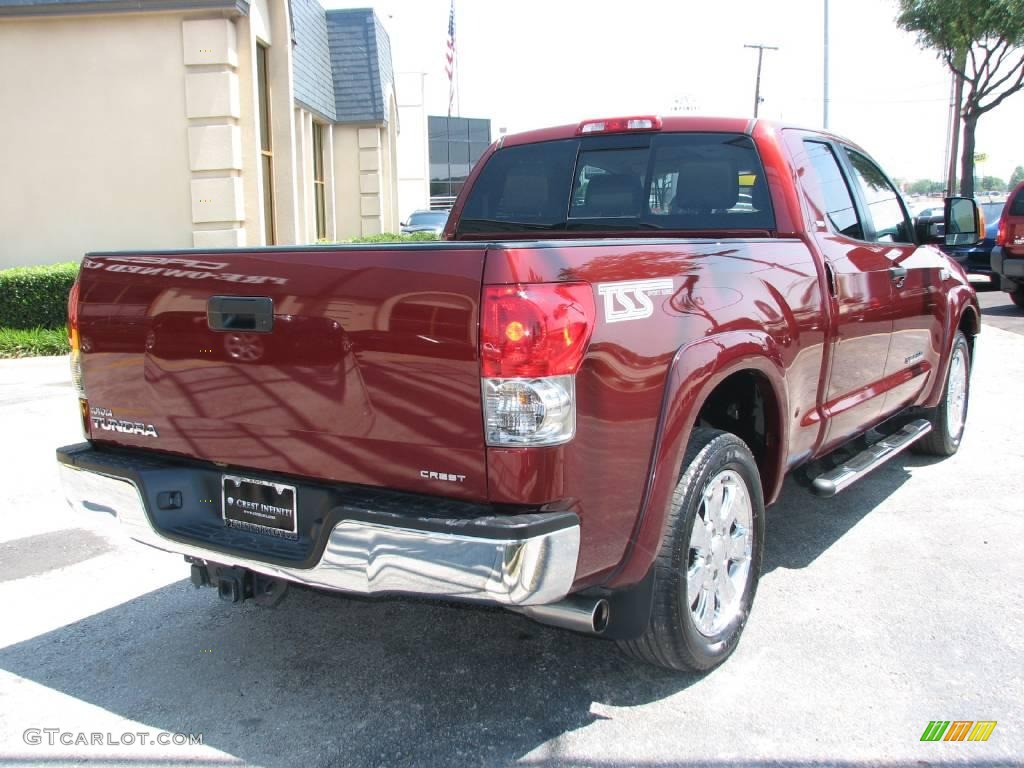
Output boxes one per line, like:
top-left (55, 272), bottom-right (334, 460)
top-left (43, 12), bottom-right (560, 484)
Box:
top-left (457, 132), bottom-right (775, 236)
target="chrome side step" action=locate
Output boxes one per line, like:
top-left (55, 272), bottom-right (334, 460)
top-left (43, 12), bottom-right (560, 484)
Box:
top-left (812, 419), bottom-right (932, 498)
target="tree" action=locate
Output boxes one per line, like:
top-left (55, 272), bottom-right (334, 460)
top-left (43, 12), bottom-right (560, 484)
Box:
top-left (897, 0), bottom-right (1024, 198)
top-left (907, 178), bottom-right (946, 195)
top-left (1011, 165), bottom-right (1024, 188)
top-left (977, 175), bottom-right (1006, 192)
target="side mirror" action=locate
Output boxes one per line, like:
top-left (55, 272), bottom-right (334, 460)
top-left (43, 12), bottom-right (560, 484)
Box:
top-left (915, 215), bottom-right (945, 244)
top-left (944, 197), bottom-right (983, 247)
top-left (400, 220), bottom-right (407, 227)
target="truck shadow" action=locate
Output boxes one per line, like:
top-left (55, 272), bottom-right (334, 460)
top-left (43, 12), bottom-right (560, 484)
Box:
top-left (0, 581), bottom-right (693, 767)
top-left (763, 451), bottom-right (942, 573)
top-left (0, 453), bottom-right (939, 768)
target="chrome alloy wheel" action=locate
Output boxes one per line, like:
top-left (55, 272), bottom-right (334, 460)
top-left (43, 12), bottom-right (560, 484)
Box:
top-left (687, 469), bottom-right (754, 637)
top-left (945, 346), bottom-right (968, 438)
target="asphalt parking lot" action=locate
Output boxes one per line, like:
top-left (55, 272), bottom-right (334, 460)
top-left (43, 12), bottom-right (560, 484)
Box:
top-left (0, 293), bottom-right (1022, 768)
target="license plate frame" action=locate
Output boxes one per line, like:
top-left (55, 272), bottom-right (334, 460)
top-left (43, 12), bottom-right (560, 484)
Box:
top-left (221, 474), bottom-right (298, 539)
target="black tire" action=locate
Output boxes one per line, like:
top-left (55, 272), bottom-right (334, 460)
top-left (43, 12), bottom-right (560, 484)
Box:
top-left (1011, 287), bottom-right (1024, 309)
top-left (913, 331), bottom-right (971, 456)
top-left (617, 428), bottom-right (765, 672)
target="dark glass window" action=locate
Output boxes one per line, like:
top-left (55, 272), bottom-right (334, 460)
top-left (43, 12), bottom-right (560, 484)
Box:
top-left (428, 116), bottom-right (448, 140)
top-left (312, 122), bottom-right (325, 240)
top-left (430, 163), bottom-right (451, 182)
top-left (804, 141), bottom-right (862, 240)
top-left (470, 142), bottom-right (489, 163)
top-left (569, 149), bottom-right (648, 220)
top-left (469, 121), bottom-right (490, 142)
top-left (449, 118), bottom-right (470, 141)
top-left (256, 44), bottom-right (274, 245)
top-left (427, 117), bottom-right (492, 206)
top-left (458, 132), bottom-right (774, 235)
top-left (646, 133), bottom-right (774, 229)
top-left (1010, 189), bottom-right (1024, 216)
top-left (844, 149), bottom-right (912, 243)
top-left (459, 139), bottom-right (578, 231)
top-left (429, 141), bottom-right (448, 164)
top-left (450, 142), bottom-right (469, 164)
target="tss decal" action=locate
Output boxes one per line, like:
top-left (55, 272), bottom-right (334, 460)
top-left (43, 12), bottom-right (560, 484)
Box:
top-left (597, 278), bottom-right (675, 323)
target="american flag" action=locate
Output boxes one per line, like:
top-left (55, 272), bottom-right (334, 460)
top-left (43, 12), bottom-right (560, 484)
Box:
top-left (445, 0), bottom-right (456, 116)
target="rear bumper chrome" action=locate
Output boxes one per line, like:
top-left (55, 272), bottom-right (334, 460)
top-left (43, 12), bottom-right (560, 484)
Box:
top-left (57, 455), bottom-right (579, 607)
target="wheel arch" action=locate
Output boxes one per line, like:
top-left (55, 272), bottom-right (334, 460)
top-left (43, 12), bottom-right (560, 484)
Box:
top-left (924, 285), bottom-right (980, 408)
top-left (603, 331), bottom-right (789, 589)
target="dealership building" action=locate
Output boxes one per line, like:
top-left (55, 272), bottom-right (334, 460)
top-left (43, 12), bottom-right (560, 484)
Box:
top-left (0, 0), bottom-right (408, 268)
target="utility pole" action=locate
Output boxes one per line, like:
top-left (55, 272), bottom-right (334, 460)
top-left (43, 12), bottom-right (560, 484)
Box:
top-left (946, 50), bottom-right (966, 195)
top-left (744, 44), bottom-right (778, 118)
top-left (823, 0), bottom-right (830, 129)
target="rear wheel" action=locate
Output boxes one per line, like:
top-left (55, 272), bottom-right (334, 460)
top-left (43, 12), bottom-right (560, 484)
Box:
top-left (617, 428), bottom-right (765, 672)
top-left (914, 331), bottom-right (970, 456)
top-left (1011, 287), bottom-right (1024, 309)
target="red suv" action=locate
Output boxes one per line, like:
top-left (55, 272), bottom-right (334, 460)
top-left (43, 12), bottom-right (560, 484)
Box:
top-left (992, 180), bottom-right (1024, 309)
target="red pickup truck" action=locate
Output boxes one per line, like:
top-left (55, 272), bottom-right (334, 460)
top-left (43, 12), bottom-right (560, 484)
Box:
top-left (58, 116), bottom-right (982, 672)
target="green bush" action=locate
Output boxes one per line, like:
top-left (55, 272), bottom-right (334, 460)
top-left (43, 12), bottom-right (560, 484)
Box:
top-left (0, 262), bottom-right (79, 330)
top-left (324, 232), bottom-right (441, 244)
top-left (0, 326), bottom-right (70, 358)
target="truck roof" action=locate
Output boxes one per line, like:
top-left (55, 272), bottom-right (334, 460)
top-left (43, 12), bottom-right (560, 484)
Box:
top-left (498, 115), bottom-right (860, 154)
top-left (499, 116), bottom-right (758, 148)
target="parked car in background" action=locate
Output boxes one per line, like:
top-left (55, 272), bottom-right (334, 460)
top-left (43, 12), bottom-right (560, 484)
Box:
top-left (400, 210), bottom-right (448, 236)
top-left (944, 200), bottom-right (1004, 283)
top-left (991, 180), bottom-right (1024, 308)
top-left (914, 200), bottom-right (1004, 284)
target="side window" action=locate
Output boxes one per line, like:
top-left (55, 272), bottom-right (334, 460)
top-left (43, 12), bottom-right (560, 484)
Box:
top-left (804, 141), bottom-right (863, 240)
top-left (844, 149), bottom-right (913, 244)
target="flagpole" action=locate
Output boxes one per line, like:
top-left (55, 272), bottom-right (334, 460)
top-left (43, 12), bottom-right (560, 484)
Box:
top-left (455, 6), bottom-right (462, 119)
top-left (445, 0), bottom-right (455, 117)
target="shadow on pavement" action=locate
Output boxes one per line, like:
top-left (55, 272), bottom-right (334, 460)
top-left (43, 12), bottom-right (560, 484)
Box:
top-left (0, 452), bottom-right (954, 768)
top-left (763, 451), bottom-right (939, 573)
top-left (979, 301), bottom-right (1023, 317)
top-left (0, 580), bottom-right (696, 767)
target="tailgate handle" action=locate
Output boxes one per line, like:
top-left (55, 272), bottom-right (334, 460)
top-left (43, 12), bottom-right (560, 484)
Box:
top-left (208, 296), bottom-right (274, 333)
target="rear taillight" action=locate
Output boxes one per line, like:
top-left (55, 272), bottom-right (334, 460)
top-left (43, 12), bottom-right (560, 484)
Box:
top-left (996, 215), bottom-right (1007, 247)
top-left (480, 283), bottom-right (595, 447)
top-left (68, 280), bottom-right (87, 416)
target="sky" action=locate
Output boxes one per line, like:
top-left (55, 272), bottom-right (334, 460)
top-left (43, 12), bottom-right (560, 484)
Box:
top-left (324, 0), bottom-right (1024, 185)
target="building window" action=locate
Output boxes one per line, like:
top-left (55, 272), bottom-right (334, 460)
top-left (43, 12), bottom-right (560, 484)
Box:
top-left (313, 122), bottom-right (326, 240)
top-left (427, 116), bottom-right (491, 209)
top-left (256, 43), bottom-right (275, 245)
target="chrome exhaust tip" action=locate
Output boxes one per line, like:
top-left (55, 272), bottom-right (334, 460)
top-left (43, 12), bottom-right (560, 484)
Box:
top-left (513, 596), bottom-right (610, 635)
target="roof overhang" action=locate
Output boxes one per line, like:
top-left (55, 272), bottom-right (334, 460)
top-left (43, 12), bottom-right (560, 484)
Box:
top-left (0, 0), bottom-right (248, 18)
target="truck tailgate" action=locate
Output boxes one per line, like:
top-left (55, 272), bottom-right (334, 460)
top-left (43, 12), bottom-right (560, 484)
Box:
top-left (77, 246), bottom-right (489, 500)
